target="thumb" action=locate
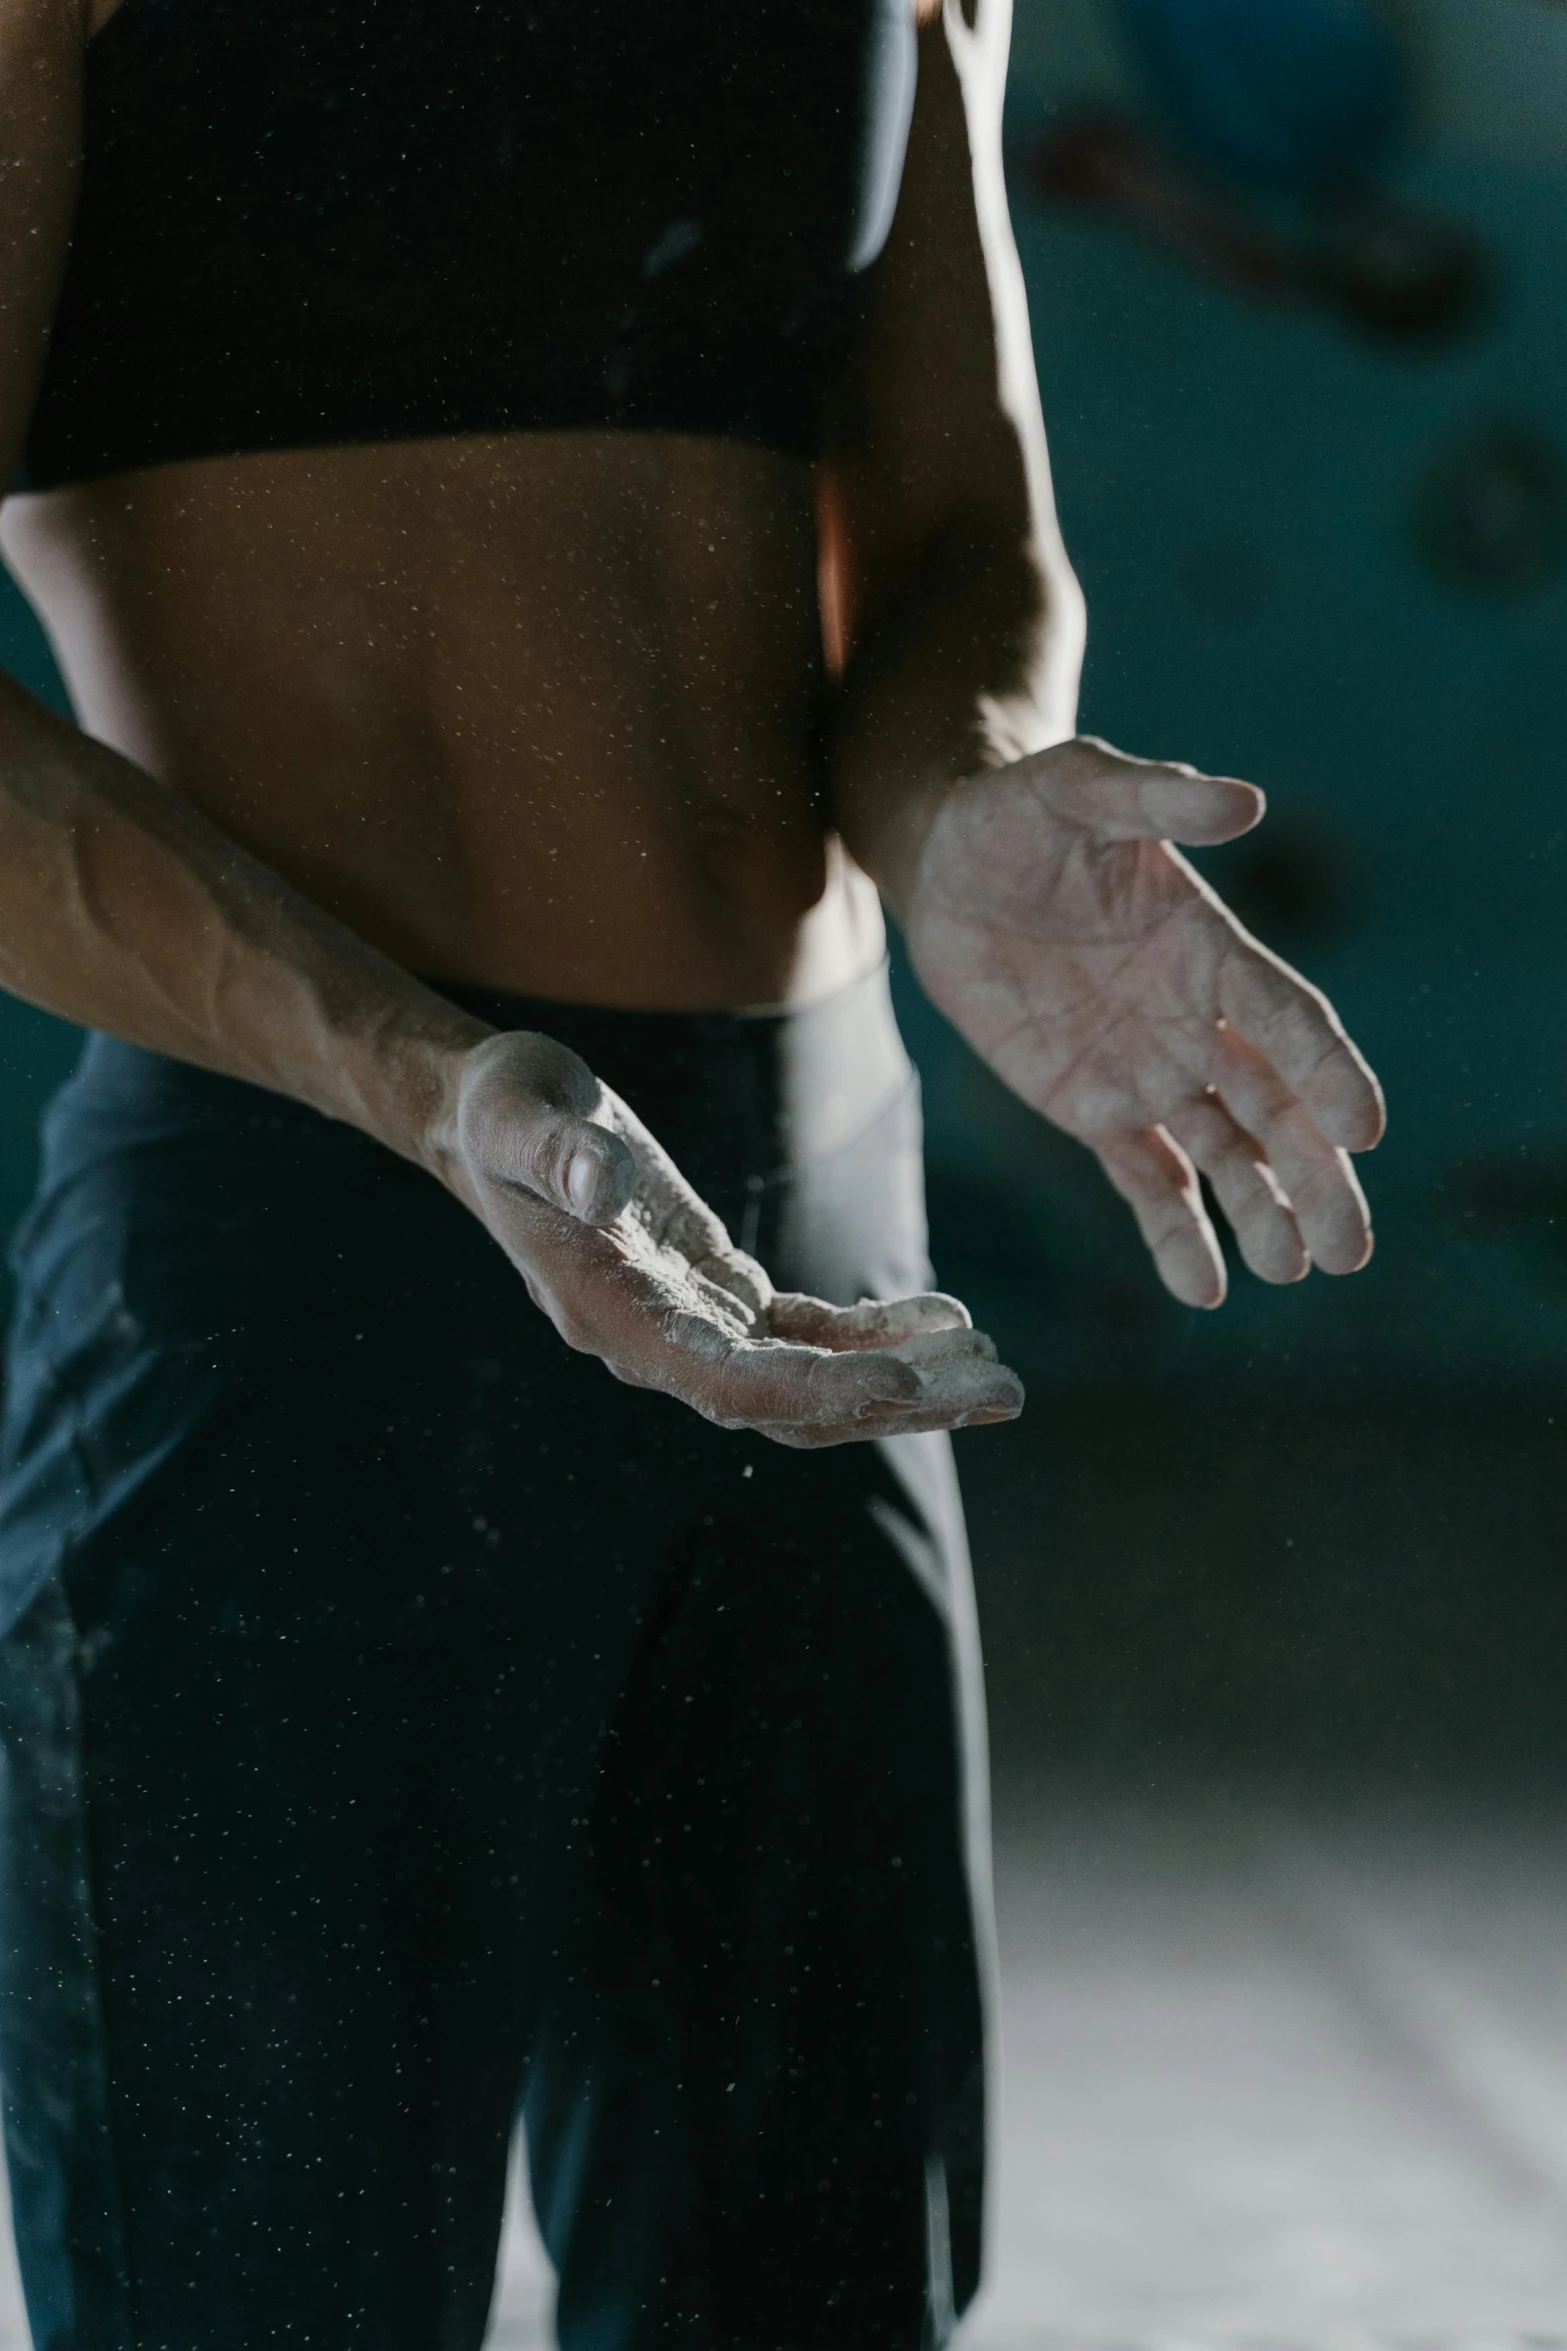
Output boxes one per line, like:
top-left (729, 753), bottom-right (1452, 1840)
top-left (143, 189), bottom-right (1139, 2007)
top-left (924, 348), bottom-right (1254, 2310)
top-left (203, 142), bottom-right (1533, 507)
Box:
top-left (524, 1110), bottom-right (637, 1225)
top-left (1028, 735), bottom-right (1265, 846)
top-left (457, 1032), bottom-right (638, 1226)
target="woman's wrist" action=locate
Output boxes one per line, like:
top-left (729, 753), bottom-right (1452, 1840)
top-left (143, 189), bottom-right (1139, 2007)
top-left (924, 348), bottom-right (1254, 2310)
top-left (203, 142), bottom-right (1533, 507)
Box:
top-left (309, 991), bottom-right (496, 1188)
top-left (838, 770), bottom-right (957, 929)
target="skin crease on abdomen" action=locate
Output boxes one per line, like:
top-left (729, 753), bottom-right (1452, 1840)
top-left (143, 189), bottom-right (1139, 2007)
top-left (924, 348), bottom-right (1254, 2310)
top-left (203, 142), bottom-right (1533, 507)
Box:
top-left (0, 428), bottom-right (887, 1008)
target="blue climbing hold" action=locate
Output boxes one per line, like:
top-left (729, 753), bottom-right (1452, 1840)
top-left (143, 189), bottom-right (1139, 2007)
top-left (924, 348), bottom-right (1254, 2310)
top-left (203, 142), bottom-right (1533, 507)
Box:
top-left (1115, 0), bottom-right (1405, 193)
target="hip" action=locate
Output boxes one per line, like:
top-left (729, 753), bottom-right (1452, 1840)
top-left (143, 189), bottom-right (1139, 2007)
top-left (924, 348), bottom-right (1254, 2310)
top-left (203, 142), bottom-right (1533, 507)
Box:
top-left (0, 962), bottom-right (943, 1637)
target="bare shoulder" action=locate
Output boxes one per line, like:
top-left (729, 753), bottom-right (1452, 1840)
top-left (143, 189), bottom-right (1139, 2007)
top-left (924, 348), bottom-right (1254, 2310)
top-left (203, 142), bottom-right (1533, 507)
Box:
top-left (0, 0), bottom-right (90, 475)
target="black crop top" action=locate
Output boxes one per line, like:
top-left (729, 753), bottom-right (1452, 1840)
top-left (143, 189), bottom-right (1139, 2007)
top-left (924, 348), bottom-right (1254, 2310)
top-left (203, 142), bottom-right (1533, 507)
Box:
top-left (21, 0), bottom-right (919, 489)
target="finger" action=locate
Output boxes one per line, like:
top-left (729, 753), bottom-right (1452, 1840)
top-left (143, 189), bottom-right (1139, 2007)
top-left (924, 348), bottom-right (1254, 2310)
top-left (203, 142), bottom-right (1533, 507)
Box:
top-left (667, 1328), bottom-right (916, 1426)
top-left (543, 1227), bottom-right (1021, 1441)
top-left (1093, 1125), bottom-right (1227, 1308)
top-left (1165, 1092), bottom-right (1308, 1286)
top-left (768, 1291), bottom-right (972, 1350)
top-left (888, 1326), bottom-right (999, 1370)
top-left (495, 1104), bottom-right (637, 1225)
top-left (852, 1335), bottom-right (1021, 1432)
top-left (569, 1093), bottom-right (776, 1329)
top-left (1219, 946), bottom-right (1386, 1153)
top-left (796, 1335), bottom-right (1021, 1431)
top-left (697, 1330), bottom-right (1022, 1441)
top-left (1025, 735), bottom-right (1265, 846)
top-left (595, 1096), bottom-right (744, 1258)
top-left (758, 1382), bottom-right (1025, 1448)
top-left (1210, 1028), bottom-right (1373, 1276)
top-left (753, 1349), bottom-right (1026, 1446)
top-left (461, 1033), bottom-right (638, 1225)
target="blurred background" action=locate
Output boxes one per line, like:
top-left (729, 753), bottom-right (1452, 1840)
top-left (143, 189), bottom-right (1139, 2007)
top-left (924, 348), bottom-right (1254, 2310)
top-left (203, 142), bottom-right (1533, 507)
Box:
top-left (0, 0), bottom-right (1564, 2343)
top-left (917, 0), bottom-right (1567, 2338)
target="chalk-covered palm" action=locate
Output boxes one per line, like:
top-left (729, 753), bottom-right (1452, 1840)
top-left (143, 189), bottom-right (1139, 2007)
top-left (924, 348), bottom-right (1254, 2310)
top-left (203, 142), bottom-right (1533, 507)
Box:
top-left (445, 1028), bottom-right (1023, 1447)
top-left (906, 736), bottom-right (1385, 1308)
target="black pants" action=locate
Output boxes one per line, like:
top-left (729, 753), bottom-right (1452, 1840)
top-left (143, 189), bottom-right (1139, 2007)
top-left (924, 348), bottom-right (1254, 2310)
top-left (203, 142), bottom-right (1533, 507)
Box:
top-left (0, 965), bottom-right (991, 2351)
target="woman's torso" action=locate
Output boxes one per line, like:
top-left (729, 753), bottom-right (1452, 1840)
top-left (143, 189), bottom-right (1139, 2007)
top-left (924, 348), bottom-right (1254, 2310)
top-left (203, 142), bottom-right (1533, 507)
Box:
top-left (0, 0), bottom-right (911, 1007)
top-left (4, 434), bottom-right (883, 1003)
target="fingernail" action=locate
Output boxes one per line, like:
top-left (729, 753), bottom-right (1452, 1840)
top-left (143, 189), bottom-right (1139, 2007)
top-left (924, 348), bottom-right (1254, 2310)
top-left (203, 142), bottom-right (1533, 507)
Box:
top-left (565, 1150), bottom-right (600, 1217)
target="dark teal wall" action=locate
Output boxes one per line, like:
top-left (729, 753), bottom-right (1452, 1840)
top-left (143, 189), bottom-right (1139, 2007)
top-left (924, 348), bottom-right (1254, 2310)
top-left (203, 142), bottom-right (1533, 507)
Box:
top-left (904, 141), bottom-right (1567, 1397)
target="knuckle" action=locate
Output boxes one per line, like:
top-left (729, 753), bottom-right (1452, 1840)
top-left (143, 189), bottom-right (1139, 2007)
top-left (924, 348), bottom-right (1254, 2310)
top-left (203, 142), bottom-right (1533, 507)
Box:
top-left (513, 1118), bottom-right (571, 1200)
top-left (700, 1401), bottom-right (754, 1433)
top-left (509, 1030), bottom-right (601, 1114)
top-left (763, 1423), bottom-right (820, 1451)
top-left (462, 1034), bottom-right (603, 1159)
top-left (548, 1297), bottom-right (604, 1356)
top-left (853, 1356), bottom-right (922, 1409)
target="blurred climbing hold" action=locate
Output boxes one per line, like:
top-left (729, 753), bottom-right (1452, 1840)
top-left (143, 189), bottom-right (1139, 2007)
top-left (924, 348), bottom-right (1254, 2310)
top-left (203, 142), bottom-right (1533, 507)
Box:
top-left (1114, 0), bottom-right (1404, 193)
top-left (1411, 422), bottom-right (1567, 598)
top-left (1024, 0), bottom-right (1489, 347)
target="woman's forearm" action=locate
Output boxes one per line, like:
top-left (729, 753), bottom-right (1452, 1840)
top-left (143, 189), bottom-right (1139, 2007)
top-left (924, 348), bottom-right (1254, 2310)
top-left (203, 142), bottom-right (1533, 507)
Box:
top-left (819, 0), bottom-right (1087, 924)
top-left (0, 0), bottom-right (485, 1165)
top-left (826, 519), bottom-right (1085, 922)
top-left (0, 668), bottom-right (491, 1168)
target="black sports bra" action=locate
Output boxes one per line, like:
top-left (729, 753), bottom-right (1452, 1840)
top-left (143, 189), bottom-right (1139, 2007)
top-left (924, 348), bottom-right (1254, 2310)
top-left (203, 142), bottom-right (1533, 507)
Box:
top-left (21, 0), bottom-right (919, 489)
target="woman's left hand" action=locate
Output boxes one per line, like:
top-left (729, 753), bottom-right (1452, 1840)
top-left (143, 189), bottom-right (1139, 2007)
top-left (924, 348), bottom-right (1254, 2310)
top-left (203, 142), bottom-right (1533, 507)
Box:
top-left (904, 735), bottom-right (1386, 1307)
top-left (442, 1027), bottom-right (1024, 1446)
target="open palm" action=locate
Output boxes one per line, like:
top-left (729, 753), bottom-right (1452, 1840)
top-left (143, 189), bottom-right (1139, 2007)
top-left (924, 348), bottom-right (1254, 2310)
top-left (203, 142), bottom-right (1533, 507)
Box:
top-left (905, 737), bottom-right (1386, 1307)
top-left (447, 1029), bottom-right (1023, 1445)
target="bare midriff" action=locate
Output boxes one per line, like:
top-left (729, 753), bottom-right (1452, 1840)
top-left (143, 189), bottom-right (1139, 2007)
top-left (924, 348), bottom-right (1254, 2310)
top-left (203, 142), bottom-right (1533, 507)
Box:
top-left (0, 429), bottom-right (885, 1009)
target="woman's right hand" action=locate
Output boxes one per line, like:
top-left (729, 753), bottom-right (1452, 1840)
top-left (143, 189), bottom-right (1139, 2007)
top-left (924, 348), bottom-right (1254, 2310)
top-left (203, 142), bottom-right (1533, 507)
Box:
top-left (434, 1029), bottom-right (1024, 1448)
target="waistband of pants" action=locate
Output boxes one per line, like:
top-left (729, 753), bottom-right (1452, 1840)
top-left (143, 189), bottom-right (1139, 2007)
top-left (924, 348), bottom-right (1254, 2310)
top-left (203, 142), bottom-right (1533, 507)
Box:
top-left (41, 958), bottom-right (915, 1191)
